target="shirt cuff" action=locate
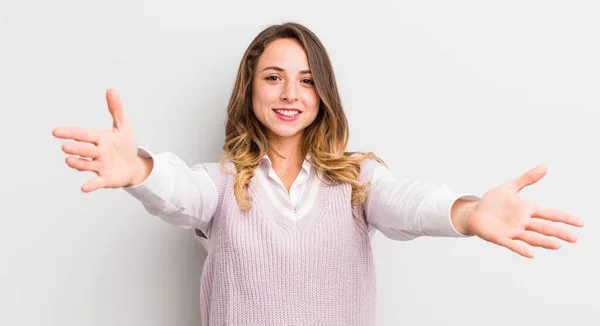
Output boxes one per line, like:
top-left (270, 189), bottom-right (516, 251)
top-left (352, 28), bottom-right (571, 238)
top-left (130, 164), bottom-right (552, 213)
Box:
top-left (438, 192), bottom-right (480, 237)
top-left (122, 146), bottom-right (174, 204)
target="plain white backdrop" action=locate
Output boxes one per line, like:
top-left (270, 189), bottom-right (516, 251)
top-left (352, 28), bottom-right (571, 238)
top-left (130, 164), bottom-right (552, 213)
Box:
top-left (1, 0), bottom-right (598, 325)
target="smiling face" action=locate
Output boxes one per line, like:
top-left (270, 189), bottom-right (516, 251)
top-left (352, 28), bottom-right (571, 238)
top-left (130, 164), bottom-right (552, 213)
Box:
top-left (251, 38), bottom-right (321, 143)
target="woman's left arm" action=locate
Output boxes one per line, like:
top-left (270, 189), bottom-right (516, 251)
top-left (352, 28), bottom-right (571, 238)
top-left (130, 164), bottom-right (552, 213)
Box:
top-left (363, 159), bottom-right (584, 258)
top-left (448, 164), bottom-right (584, 258)
top-left (362, 158), bottom-right (479, 240)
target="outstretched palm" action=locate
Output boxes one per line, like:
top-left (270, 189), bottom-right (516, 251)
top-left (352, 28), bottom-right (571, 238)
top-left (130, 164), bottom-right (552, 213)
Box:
top-left (467, 165), bottom-right (584, 258)
top-left (53, 89), bottom-right (140, 192)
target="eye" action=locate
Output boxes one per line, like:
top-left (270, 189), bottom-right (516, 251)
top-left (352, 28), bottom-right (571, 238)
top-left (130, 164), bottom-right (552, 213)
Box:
top-left (302, 78), bottom-right (314, 85)
top-left (265, 75), bottom-right (280, 81)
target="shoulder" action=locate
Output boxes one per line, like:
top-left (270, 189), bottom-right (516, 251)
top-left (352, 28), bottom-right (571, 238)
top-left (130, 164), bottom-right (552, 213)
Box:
top-left (201, 160), bottom-right (236, 197)
top-left (348, 152), bottom-right (390, 183)
top-left (202, 159), bottom-right (237, 176)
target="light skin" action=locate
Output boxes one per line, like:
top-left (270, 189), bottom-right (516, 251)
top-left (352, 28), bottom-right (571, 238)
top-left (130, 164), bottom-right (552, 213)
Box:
top-left (450, 166), bottom-right (584, 258)
top-left (52, 37), bottom-right (584, 259)
top-left (252, 38), bottom-right (320, 191)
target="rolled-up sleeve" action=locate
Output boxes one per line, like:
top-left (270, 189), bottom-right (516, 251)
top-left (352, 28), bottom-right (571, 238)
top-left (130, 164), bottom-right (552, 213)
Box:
top-left (361, 158), bottom-right (479, 241)
top-left (122, 147), bottom-right (218, 239)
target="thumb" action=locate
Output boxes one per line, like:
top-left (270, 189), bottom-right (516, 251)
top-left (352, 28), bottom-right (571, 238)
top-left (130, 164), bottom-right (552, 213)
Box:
top-left (511, 164), bottom-right (548, 192)
top-left (106, 88), bottom-right (128, 129)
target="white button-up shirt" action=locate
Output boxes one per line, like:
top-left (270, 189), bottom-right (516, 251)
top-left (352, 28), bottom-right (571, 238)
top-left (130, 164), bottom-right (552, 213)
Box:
top-left (124, 147), bottom-right (479, 241)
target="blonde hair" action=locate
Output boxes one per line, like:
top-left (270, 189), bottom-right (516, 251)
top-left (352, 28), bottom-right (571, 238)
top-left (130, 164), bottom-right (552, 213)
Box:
top-left (220, 22), bottom-right (386, 214)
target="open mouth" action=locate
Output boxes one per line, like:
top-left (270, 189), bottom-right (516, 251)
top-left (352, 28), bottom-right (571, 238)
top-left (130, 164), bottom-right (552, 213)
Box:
top-left (273, 108), bottom-right (301, 121)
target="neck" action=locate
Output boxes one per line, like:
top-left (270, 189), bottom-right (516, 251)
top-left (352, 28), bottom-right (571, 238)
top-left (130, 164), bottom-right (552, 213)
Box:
top-left (267, 133), bottom-right (305, 169)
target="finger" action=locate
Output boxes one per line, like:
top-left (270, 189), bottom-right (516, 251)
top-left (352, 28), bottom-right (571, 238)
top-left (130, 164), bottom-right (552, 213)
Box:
top-left (65, 156), bottom-right (101, 172)
top-left (527, 219), bottom-right (579, 243)
top-left (533, 205), bottom-right (584, 228)
top-left (106, 88), bottom-right (128, 130)
top-left (62, 142), bottom-right (101, 159)
top-left (511, 164), bottom-right (548, 192)
top-left (82, 177), bottom-right (106, 192)
top-left (515, 231), bottom-right (561, 250)
top-left (498, 238), bottom-right (534, 258)
top-left (53, 127), bottom-right (100, 144)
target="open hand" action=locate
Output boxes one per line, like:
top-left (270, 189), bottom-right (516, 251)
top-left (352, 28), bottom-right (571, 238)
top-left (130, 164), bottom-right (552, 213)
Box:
top-left (52, 89), bottom-right (143, 192)
top-left (464, 165), bottom-right (584, 258)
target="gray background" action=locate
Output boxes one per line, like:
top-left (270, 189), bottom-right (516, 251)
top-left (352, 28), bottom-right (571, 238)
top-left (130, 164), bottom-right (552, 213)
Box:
top-left (1, 0), bottom-right (598, 325)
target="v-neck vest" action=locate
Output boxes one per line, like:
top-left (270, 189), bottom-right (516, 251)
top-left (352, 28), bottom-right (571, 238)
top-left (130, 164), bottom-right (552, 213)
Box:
top-left (197, 160), bottom-right (377, 325)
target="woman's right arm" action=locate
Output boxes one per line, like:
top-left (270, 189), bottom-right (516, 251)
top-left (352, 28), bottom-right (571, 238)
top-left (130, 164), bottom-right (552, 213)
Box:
top-left (52, 88), bottom-right (217, 238)
top-left (123, 147), bottom-right (218, 238)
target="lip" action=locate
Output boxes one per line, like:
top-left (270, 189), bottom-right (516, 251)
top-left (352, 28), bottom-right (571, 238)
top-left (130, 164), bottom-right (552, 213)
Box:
top-left (272, 108), bottom-right (302, 122)
top-left (273, 108), bottom-right (302, 112)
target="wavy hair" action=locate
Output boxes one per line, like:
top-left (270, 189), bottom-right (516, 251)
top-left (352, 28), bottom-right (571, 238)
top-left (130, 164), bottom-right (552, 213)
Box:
top-left (220, 22), bottom-right (386, 216)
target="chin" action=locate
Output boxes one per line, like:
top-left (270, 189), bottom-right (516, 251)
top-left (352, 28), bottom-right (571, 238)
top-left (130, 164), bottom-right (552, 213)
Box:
top-left (269, 126), bottom-right (303, 139)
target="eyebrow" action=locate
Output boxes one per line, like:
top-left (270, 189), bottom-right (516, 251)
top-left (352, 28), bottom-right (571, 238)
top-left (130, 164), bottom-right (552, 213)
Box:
top-left (261, 66), bottom-right (311, 74)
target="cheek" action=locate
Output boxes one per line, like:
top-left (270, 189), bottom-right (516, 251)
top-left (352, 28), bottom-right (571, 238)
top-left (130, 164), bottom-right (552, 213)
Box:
top-left (252, 82), bottom-right (269, 107)
top-left (303, 90), bottom-right (320, 113)
top-left (255, 87), bottom-right (278, 106)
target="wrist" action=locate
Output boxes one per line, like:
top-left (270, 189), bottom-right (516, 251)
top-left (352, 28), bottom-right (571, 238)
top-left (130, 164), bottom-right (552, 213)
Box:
top-left (128, 156), bottom-right (153, 187)
top-left (450, 199), bottom-right (479, 235)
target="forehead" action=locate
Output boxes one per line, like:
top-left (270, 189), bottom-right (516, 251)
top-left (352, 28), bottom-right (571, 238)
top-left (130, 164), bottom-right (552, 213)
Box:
top-left (256, 38), bottom-right (310, 71)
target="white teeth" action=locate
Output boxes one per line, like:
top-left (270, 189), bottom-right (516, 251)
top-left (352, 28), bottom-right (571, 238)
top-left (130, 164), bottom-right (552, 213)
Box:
top-left (275, 110), bottom-right (299, 117)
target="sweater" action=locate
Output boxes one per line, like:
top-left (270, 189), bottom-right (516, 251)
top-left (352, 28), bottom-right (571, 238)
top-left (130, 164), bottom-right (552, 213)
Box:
top-left (124, 148), bottom-right (479, 325)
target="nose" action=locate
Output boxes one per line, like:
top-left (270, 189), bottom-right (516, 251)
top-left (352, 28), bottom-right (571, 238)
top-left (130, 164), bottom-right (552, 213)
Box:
top-left (280, 80), bottom-right (298, 102)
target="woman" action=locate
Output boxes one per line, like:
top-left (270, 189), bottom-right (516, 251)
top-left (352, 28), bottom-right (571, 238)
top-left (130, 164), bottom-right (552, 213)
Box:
top-left (52, 22), bottom-right (584, 325)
